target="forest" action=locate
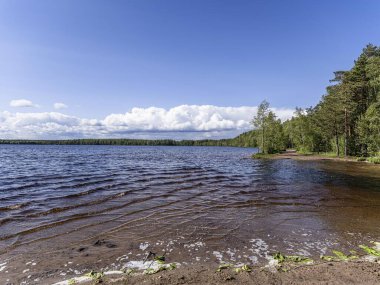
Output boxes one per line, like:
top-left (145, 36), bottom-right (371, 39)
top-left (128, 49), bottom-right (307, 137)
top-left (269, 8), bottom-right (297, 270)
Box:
top-left (252, 44), bottom-right (380, 162)
top-left (1, 44), bottom-right (379, 162)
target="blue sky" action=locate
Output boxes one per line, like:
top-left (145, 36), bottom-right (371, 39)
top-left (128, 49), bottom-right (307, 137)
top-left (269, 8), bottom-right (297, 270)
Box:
top-left (0, 0), bottom-right (379, 139)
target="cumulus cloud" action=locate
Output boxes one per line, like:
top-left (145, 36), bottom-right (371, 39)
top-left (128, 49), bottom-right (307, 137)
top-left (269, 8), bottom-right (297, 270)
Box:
top-left (54, 102), bottom-right (68, 110)
top-left (0, 105), bottom-right (294, 140)
top-left (9, 99), bottom-right (39, 108)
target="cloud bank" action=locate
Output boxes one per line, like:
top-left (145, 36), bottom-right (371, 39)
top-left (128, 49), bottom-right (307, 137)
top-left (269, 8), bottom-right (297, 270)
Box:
top-left (9, 99), bottom-right (39, 108)
top-left (0, 105), bottom-right (294, 140)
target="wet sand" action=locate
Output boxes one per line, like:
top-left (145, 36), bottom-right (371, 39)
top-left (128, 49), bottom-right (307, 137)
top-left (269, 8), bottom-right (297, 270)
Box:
top-left (53, 261), bottom-right (380, 285)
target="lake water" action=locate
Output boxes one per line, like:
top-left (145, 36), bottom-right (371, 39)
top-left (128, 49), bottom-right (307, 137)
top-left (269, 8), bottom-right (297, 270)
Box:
top-left (0, 145), bottom-right (380, 283)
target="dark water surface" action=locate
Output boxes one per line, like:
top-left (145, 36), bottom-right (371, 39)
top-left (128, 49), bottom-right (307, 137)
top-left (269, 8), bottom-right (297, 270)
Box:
top-left (0, 145), bottom-right (380, 283)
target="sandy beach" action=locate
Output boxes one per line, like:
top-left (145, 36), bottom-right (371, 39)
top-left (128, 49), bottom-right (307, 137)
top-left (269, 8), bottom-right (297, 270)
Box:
top-left (49, 261), bottom-right (380, 285)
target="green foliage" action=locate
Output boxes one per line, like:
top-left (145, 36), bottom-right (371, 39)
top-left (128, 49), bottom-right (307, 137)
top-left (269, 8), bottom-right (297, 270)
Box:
top-left (251, 153), bottom-right (275, 159)
top-left (332, 250), bottom-right (357, 261)
top-left (154, 255), bottom-right (166, 263)
top-left (273, 252), bottom-right (312, 264)
top-left (367, 157), bottom-right (380, 164)
top-left (252, 101), bottom-right (286, 154)
top-left (286, 255), bottom-right (313, 263)
top-left (216, 263), bottom-right (232, 272)
top-left (252, 100), bottom-right (270, 153)
top-left (320, 255), bottom-right (335, 261)
top-left (356, 156), bottom-right (380, 163)
top-left (359, 244), bottom-right (380, 256)
top-left (144, 268), bottom-right (157, 275)
top-left (284, 44), bottom-right (380, 157)
top-left (320, 250), bottom-right (358, 261)
top-left (123, 268), bottom-right (134, 275)
top-left (356, 101), bottom-right (380, 156)
top-left (84, 270), bottom-right (104, 281)
top-left (273, 252), bottom-right (286, 263)
top-left (234, 264), bottom-right (252, 273)
top-left (144, 265), bottom-right (170, 275)
top-left (143, 262), bottom-right (177, 275)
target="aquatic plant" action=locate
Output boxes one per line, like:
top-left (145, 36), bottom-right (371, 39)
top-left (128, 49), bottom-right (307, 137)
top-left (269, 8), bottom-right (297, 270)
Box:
top-left (320, 255), bottom-right (334, 261)
top-left (273, 252), bottom-right (286, 263)
top-left (273, 252), bottom-right (312, 264)
top-left (320, 250), bottom-right (358, 261)
top-left (154, 255), bottom-right (166, 263)
top-left (271, 252), bottom-right (313, 272)
top-left (359, 244), bottom-right (380, 257)
top-left (143, 262), bottom-right (177, 275)
top-left (234, 264), bottom-right (252, 273)
top-left (286, 255), bottom-right (313, 263)
top-left (84, 270), bottom-right (104, 281)
top-left (144, 268), bottom-right (157, 274)
top-left (144, 265), bottom-right (168, 275)
top-left (333, 250), bottom-right (358, 260)
top-left (123, 268), bottom-right (134, 275)
top-left (216, 264), bottom-right (232, 272)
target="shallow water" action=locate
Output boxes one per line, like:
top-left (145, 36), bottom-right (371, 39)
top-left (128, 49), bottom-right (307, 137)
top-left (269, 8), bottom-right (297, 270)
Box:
top-left (0, 145), bottom-right (380, 283)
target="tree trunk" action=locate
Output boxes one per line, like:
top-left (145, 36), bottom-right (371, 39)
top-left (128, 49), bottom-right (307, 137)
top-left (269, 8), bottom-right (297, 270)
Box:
top-left (335, 130), bottom-right (340, 157)
top-left (344, 108), bottom-right (347, 157)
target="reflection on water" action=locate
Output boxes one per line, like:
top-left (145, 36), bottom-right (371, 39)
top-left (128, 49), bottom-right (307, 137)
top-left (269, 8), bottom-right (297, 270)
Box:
top-left (0, 145), bottom-right (380, 282)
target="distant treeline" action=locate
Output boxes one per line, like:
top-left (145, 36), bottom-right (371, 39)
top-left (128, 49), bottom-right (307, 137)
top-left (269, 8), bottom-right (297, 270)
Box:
top-left (0, 130), bottom-right (259, 148)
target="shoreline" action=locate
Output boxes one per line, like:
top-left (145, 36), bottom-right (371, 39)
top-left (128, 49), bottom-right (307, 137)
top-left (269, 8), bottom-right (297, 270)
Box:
top-left (6, 236), bottom-right (380, 284)
top-left (48, 242), bottom-right (380, 285)
top-left (252, 150), bottom-right (380, 164)
top-left (52, 260), bottom-right (380, 285)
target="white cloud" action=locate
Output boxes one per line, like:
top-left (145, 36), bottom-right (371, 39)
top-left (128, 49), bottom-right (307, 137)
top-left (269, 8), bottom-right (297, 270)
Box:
top-left (53, 102), bottom-right (68, 110)
top-left (9, 99), bottom-right (39, 108)
top-left (0, 105), bottom-right (294, 140)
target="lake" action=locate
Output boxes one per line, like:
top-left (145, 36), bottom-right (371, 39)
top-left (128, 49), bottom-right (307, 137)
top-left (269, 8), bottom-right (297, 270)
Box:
top-left (0, 145), bottom-right (380, 283)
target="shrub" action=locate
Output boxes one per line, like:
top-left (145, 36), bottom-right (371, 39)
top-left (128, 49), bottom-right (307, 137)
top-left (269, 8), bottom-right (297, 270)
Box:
top-left (367, 157), bottom-right (380, 164)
